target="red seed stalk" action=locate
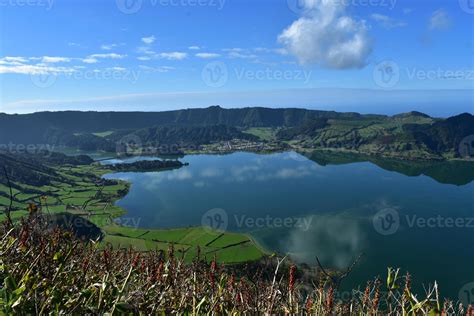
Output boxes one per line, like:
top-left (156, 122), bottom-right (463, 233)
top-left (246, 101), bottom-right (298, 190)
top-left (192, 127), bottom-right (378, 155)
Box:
top-left (210, 258), bottom-right (217, 290)
top-left (305, 297), bottom-right (313, 314)
top-left (289, 264), bottom-right (296, 292)
top-left (132, 253), bottom-right (140, 268)
top-left (326, 286), bottom-right (334, 312)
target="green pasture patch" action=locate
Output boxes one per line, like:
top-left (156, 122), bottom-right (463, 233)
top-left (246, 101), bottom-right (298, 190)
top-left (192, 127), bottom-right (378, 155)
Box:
top-left (243, 127), bottom-right (276, 141)
top-left (210, 242), bottom-right (264, 263)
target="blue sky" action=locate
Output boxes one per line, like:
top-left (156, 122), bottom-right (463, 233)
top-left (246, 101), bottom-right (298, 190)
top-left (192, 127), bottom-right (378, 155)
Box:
top-left (0, 0), bottom-right (472, 116)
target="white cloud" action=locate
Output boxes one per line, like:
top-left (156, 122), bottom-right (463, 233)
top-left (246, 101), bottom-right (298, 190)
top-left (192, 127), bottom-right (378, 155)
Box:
top-left (82, 53), bottom-right (126, 63)
top-left (188, 46), bottom-right (201, 50)
top-left (230, 165), bottom-right (261, 182)
top-left (137, 56), bottom-right (151, 61)
top-left (141, 35), bottom-right (156, 44)
top-left (0, 64), bottom-right (76, 75)
top-left (156, 52), bottom-right (187, 60)
top-left (2, 56), bottom-right (28, 63)
top-left (101, 43), bottom-right (118, 50)
top-left (227, 52), bottom-right (257, 59)
top-left (89, 53), bottom-right (126, 59)
top-left (193, 181), bottom-right (206, 188)
top-left (284, 215), bottom-right (365, 268)
top-left (0, 57), bottom-right (29, 66)
top-left (0, 60), bottom-right (21, 66)
top-left (371, 14), bottom-right (407, 29)
top-left (230, 52), bottom-right (257, 59)
top-left (274, 167), bottom-right (312, 179)
top-left (137, 46), bottom-right (155, 55)
top-left (41, 56), bottom-right (71, 63)
top-left (82, 58), bottom-right (98, 64)
top-left (254, 47), bottom-right (288, 55)
top-left (222, 48), bottom-right (257, 59)
top-left (278, 0), bottom-right (372, 69)
top-left (429, 9), bottom-right (451, 31)
top-left (0, 56), bottom-right (76, 74)
top-left (195, 53), bottom-right (221, 59)
top-left (200, 167), bottom-right (222, 177)
top-left (142, 169), bottom-right (193, 190)
top-left (107, 67), bottom-right (127, 71)
top-left (223, 48), bottom-right (244, 53)
top-left (138, 65), bottom-right (174, 73)
top-left (137, 47), bottom-right (187, 61)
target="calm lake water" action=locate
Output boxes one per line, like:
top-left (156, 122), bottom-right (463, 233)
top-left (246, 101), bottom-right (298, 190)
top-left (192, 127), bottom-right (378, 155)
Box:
top-left (103, 151), bottom-right (474, 301)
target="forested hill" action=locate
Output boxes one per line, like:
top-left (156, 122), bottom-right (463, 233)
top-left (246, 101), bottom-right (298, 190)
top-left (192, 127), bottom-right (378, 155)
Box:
top-left (0, 151), bottom-right (93, 187)
top-left (0, 106), bottom-right (368, 143)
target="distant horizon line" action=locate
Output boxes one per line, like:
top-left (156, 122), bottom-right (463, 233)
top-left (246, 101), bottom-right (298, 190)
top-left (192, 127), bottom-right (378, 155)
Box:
top-left (1, 104), bottom-right (472, 119)
top-left (2, 88), bottom-right (472, 117)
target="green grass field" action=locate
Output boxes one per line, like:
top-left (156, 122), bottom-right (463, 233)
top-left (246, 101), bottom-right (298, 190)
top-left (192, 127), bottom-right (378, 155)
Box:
top-left (243, 127), bottom-right (278, 141)
top-left (102, 225), bottom-right (263, 263)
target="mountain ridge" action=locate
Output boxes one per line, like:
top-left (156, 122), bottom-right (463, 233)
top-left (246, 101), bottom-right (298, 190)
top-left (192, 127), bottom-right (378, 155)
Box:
top-left (1, 106), bottom-right (472, 160)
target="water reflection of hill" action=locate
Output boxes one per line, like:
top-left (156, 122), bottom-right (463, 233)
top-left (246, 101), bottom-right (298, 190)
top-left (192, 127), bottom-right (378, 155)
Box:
top-left (308, 151), bottom-right (474, 186)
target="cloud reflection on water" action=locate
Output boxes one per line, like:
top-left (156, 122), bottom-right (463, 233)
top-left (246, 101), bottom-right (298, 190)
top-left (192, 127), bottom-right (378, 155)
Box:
top-left (283, 215), bottom-right (367, 269)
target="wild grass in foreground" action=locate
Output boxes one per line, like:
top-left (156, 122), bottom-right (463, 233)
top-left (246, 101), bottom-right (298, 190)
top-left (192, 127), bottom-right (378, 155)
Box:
top-left (1, 212), bottom-right (472, 315)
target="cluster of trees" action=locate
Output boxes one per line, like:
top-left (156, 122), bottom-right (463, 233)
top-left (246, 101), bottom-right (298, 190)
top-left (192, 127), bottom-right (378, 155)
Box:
top-left (109, 159), bottom-right (185, 172)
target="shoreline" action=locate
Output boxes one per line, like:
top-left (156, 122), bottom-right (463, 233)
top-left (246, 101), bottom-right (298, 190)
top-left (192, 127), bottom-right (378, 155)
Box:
top-left (61, 145), bottom-right (474, 163)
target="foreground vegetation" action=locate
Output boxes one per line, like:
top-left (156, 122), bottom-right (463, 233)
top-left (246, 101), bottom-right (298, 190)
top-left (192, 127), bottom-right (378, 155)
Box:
top-left (1, 215), bottom-right (472, 314)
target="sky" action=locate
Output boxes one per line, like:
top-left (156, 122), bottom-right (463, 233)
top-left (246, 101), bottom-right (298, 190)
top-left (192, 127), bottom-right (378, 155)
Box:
top-left (0, 0), bottom-right (473, 116)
